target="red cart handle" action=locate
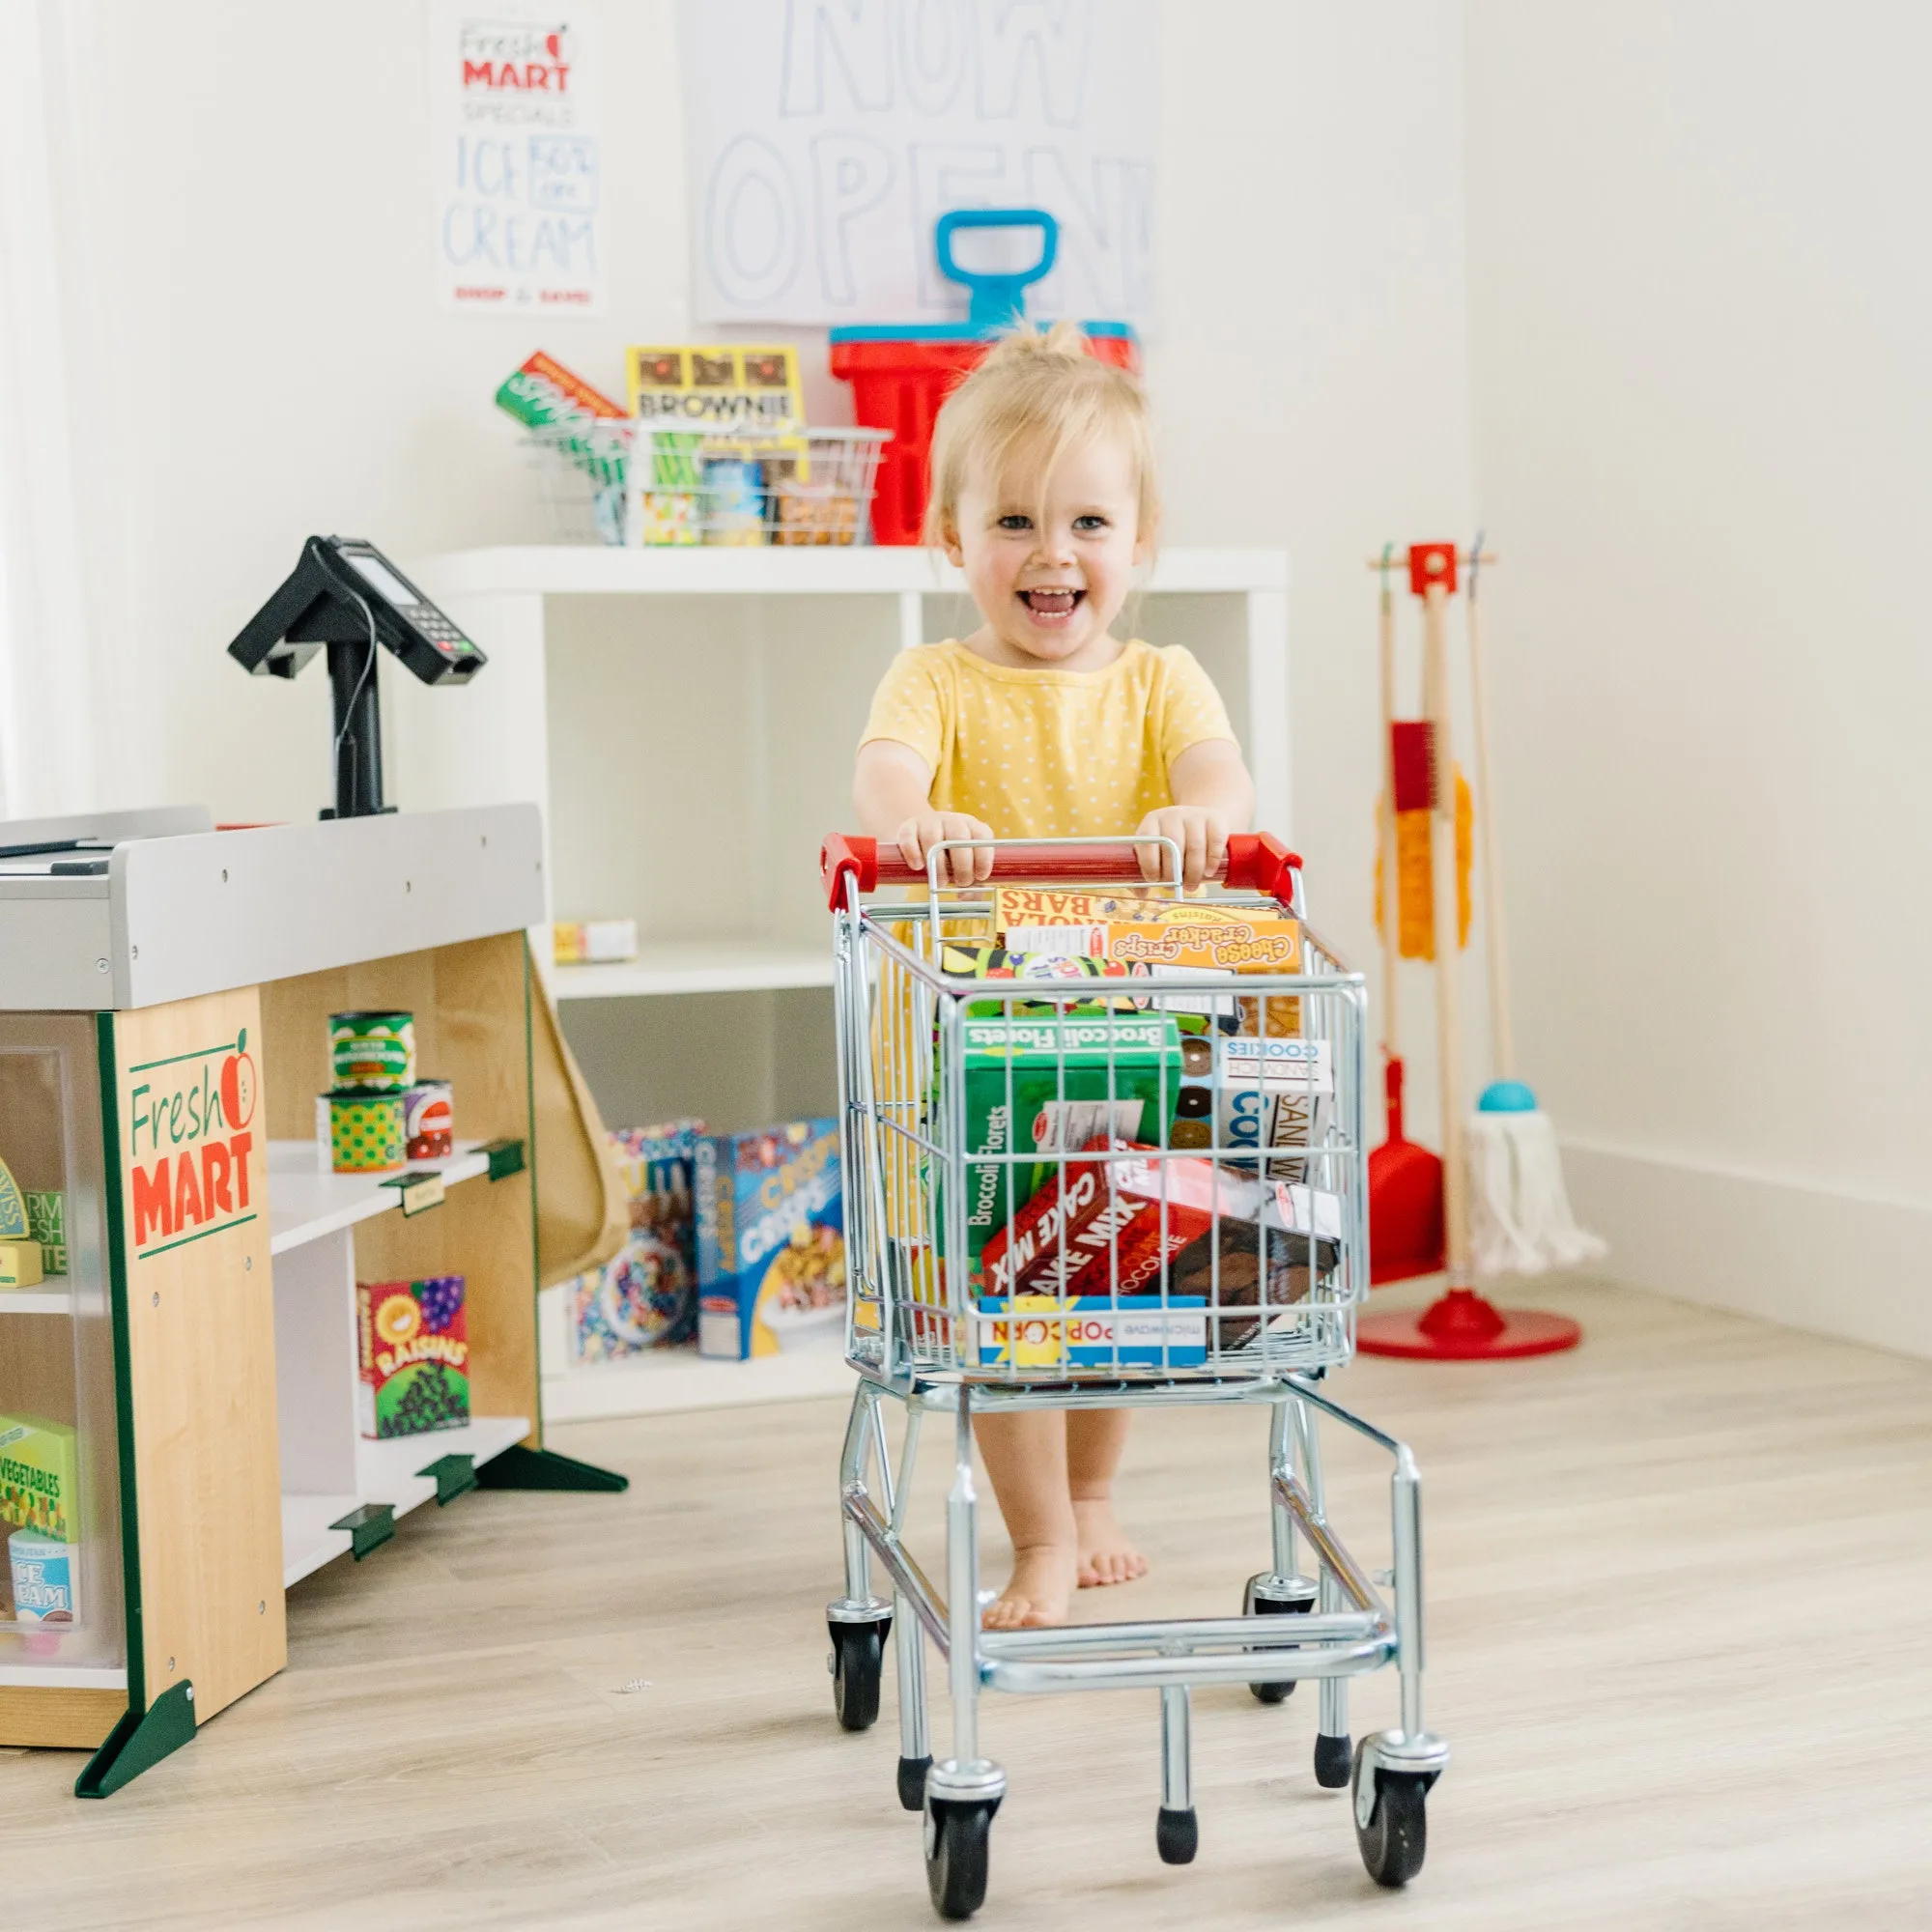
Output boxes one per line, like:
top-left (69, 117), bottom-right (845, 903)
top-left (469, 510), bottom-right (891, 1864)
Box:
top-left (820, 832), bottom-right (1301, 911)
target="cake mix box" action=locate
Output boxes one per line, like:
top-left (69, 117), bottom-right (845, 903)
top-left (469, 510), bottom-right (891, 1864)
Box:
top-left (571, 1122), bottom-right (704, 1361)
top-left (695, 1120), bottom-right (845, 1358)
top-left (0, 1415), bottom-right (78, 1542)
top-left (355, 1277), bottom-right (470, 1438)
top-left (949, 1010), bottom-right (1185, 1271)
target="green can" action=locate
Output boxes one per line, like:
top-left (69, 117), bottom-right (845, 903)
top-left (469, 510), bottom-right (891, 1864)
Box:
top-left (323, 1090), bottom-right (408, 1174)
top-left (329, 1011), bottom-right (416, 1092)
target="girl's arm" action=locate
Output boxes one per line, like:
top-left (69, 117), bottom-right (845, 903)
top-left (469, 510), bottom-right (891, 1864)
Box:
top-left (854, 738), bottom-right (995, 886)
top-left (1136, 738), bottom-right (1257, 890)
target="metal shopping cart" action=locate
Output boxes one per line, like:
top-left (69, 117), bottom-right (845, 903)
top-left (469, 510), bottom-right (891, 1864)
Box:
top-left (817, 832), bottom-right (1449, 1919)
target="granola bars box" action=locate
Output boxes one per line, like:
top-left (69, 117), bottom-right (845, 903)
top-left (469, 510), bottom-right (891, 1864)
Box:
top-left (695, 1120), bottom-right (845, 1358)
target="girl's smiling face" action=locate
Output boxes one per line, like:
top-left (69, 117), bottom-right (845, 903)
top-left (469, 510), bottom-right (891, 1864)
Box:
top-left (944, 430), bottom-right (1149, 670)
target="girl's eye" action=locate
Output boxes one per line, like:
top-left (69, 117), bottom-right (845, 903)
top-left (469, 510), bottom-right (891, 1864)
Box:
top-left (1074, 515), bottom-right (1109, 533)
top-left (997, 514), bottom-right (1033, 531)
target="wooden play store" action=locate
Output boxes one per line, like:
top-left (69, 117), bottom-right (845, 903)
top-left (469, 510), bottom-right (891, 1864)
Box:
top-left (0, 802), bottom-right (623, 1796)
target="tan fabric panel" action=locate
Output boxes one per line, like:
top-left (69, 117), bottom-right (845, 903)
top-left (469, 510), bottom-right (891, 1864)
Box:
top-left (529, 965), bottom-right (625, 1289)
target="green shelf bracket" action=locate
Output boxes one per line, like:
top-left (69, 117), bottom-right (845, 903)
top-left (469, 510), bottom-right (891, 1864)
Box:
top-left (419, 1451), bottom-right (478, 1506)
top-left (481, 1137), bottom-right (526, 1180)
top-left (330, 1501), bottom-right (397, 1560)
top-left (476, 1444), bottom-right (628, 1492)
top-left (75, 1680), bottom-right (197, 1800)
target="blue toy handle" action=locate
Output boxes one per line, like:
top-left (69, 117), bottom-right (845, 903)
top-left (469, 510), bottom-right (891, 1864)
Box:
top-left (935, 209), bottom-right (1060, 330)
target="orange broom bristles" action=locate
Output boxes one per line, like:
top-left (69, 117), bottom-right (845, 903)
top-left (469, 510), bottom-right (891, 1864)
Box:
top-left (1374, 768), bottom-right (1472, 960)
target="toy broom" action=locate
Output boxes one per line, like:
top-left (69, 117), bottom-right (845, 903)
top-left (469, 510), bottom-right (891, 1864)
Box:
top-left (1358, 543), bottom-right (1585, 1361)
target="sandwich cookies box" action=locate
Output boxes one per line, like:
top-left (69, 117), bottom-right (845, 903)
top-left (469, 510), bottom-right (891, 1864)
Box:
top-left (696, 1121), bottom-right (845, 1358)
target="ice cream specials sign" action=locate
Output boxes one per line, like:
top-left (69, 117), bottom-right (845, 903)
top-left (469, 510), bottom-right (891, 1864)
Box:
top-left (122, 1024), bottom-right (262, 1259)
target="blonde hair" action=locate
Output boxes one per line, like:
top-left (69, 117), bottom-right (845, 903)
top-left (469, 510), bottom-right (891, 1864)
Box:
top-left (922, 321), bottom-right (1159, 551)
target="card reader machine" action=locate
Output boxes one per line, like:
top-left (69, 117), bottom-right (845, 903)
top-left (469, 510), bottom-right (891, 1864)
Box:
top-left (228, 535), bottom-right (486, 820)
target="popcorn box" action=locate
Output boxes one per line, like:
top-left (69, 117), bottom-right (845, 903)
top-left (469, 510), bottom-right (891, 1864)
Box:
top-left (0, 1415), bottom-right (79, 1542)
top-left (571, 1122), bottom-right (704, 1361)
top-left (355, 1277), bottom-right (469, 1438)
top-left (975, 1294), bottom-right (1208, 1371)
top-left (695, 1121), bottom-right (845, 1359)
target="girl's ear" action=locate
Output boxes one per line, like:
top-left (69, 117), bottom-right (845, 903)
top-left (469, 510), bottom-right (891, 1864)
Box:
top-left (940, 513), bottom-right (965, 568)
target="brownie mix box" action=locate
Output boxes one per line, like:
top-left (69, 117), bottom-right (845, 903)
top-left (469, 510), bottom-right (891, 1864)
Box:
top-left (695, 1120), bottom-right (845, 1358)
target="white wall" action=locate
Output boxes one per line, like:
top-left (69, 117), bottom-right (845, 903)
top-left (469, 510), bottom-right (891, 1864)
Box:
top-left (35, 0), bottom-right (1474, 958)
top-left (1463, 2), bottom-right (1932, 1348)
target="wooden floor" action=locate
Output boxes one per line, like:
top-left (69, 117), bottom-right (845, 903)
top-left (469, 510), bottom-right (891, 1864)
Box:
top-left (13, 1278), bottom-right (1932, 1928)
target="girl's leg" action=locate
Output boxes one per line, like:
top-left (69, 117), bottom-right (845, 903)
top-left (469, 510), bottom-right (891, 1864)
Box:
top-left (974, 1410), bottom-right (1078, 1629)
top-left (1067, 1408), bottom-right (1149, 1588)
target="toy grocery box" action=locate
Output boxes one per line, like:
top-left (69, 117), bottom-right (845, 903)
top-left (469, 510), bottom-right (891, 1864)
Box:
top-left (948, 1009), bottom-right (1185, 1271)
top-left (355, 1277), bottom-right (470, 1438)
top-left (0, 1414), bottom-right (78, 1542)
top-left (695, 1120), bottom-right (845, 1358)
top-left (571, 1122), bottom-right (704, 1361)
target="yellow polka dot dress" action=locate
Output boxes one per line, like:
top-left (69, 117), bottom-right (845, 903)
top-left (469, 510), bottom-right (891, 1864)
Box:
top-left (860, 639), bottom-right (1236, 839)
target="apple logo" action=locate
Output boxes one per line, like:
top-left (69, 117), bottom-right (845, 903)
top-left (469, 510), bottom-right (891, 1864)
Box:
top-left (220, 1028), bottom-right (258, 1130)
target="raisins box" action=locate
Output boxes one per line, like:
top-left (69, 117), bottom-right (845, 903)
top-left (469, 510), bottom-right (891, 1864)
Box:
top-left (355, 1276), bottom-right (470, 1438)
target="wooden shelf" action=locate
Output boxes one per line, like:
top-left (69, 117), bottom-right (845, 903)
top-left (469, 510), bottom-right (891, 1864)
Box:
top-left (541, 1349), bottom-right (851, 1420)
top-left (410, 543), bottom-right (1290, 599)
top-left (550, 941), bottom-right (833, 1001)
top-left (267, 1138), bottom-right (495, 1256)
top-left (281, 1413), bottom-right (531, 1585)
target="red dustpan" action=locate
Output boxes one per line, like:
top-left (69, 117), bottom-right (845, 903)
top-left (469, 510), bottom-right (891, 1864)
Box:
top-left (1368, 1057), bottom-right (1442, 1283)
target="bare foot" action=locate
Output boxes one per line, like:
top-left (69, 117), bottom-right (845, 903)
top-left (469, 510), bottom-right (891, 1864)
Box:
top-left (981, 1542), bottom-right (1077, 1629)
top-left (1073, 1497), bottom-right (1149, 1588)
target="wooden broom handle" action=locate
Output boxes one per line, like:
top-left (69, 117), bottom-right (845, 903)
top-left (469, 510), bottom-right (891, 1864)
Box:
top-left (1422, 581), bottom-right (1470, 1286)
top-left (1465, 562), bottom-right (1515, 1082)
top-left (1378, 553), bottom-right (1400, 1065)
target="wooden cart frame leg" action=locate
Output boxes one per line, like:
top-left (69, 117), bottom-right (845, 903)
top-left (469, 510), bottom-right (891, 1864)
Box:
top-left (476, 1443), bottom-right (628, 1492)
top-left (74, 1682), bottom-right (197, 1800)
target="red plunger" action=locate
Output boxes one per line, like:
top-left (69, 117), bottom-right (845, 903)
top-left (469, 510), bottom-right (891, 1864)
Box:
top-left (1368, 1057), bottom-right (1443, 1284)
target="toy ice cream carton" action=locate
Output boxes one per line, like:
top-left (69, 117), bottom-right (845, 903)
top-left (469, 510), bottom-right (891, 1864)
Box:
top-left (9, 1529), bottom-right (75, 1624)
top-left (695, 1120), bottom-right (845, 1358)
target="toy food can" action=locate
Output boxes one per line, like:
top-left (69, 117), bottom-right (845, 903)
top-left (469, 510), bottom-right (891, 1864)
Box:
top-left (9, 1529), bottom-right (75, 1623)
top-left (403, 1080), bottom-right (454, 1161)
top-left (326, 1090), bottom-right (407, 1173)
top-left (328, 1011), bottom-right (416, 1092)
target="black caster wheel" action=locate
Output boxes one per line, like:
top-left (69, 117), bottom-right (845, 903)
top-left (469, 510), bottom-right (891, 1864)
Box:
top-left (1314, 1731), bottom-right (1353, 1788)
top-left (1155, 1804), bottom-right (1198, 1865)
top-left (898, 1753), bottom-right (933, 1812)
top-left (924, 1796), bottom-right (999, 1919)
top-left (1352, 1742), bottom-right (1435, 1888)
top-left (1243, 1576), bottom-right (1312, 1704)
top-left (828, 1616), bottom-right (890, 1732)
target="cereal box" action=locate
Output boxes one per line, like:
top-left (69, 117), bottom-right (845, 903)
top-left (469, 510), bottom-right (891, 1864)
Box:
top-left (355, 1277), bottom-right (470, 1438)
top-left (0, 1415), bottom-right (79, 1542)
top-left (571, 1122), bottom-right (704, 1361)
top-left (695, 1121), bottom-right (844, 1359)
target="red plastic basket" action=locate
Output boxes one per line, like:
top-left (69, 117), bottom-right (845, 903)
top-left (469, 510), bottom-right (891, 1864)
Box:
top-left (829, 210), bottom-right (1140, 547)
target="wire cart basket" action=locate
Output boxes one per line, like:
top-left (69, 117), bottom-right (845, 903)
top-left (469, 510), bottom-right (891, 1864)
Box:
top-left (522, 418), bottom-right (890, 549)
top-left (817, 831), bottom-right (1449, 1918)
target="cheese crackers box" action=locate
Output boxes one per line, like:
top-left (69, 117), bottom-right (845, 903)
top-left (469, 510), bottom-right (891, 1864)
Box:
top-left (0, 1414), bottom-right (79, 1542)
top-left (695, 1120), bottom-right (845, 1358)
top-left (951, 1011), bottom-right (1184, 1273)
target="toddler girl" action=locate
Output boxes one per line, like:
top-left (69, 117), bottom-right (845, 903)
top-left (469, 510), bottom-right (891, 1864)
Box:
top-left (852, 325), bottom-right (1257, 1629)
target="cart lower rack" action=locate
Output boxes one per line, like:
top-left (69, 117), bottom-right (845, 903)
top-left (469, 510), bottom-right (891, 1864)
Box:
top-left (817, 835), bottom-right (1449, 1918)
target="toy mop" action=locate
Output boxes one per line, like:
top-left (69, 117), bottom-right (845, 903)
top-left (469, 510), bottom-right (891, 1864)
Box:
top-left (1359, 542), bottom-right (1587, 1360)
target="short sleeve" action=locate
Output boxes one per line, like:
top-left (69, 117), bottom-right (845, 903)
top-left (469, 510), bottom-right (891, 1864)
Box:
top-left (1155, 645), bottom-right (1237, 772)
top-left (859, 646), bottom-right (949, 772)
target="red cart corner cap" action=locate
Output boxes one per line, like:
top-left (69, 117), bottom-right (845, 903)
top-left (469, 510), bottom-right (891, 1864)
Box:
top-left (822, 834), bottom-right (879, 910)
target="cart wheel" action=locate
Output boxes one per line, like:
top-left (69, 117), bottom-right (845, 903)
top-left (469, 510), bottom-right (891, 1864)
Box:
top-left (829, 1617), bottom-right (889, 1732)
top-left (898, 1753), bottom-right (933, 1812)
top-left (1243, 1576), bottom-right (1311, 1704)
top-left (924, 1796), bottom-right (998, 1919)
top-left (1315, 1731), bottom-right (1353, 1788)
top-left (1155, 1804), bottom-right (1199, 1865)
top-left (1352, 1742), bottom-right (1432, 1888)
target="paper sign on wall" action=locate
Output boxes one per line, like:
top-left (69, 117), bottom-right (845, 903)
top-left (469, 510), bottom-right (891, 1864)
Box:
top-left (675, 0), bottom-right (1158, 328)
top-left (430, 1), bottom-right (605, 315)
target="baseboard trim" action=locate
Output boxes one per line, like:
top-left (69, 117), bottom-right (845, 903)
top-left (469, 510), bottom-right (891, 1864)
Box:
top-left (1560, 1140), bottom-right (1932, 1359)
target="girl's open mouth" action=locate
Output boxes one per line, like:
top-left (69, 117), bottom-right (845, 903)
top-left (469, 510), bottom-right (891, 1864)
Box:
top-left (1018, 587), bottom-right (1083, 622)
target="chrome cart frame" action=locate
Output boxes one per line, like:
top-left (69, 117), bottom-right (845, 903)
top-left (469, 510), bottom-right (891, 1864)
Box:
top-left (817, 834), bottom-right (1449, 1918)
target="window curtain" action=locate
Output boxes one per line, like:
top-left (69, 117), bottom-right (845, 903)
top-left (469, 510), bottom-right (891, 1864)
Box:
top-left (0, 1), bottom-right (102, 821)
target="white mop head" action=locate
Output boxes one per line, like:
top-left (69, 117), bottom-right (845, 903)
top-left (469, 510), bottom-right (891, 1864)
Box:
top-left (1466, 1107), bottom-right (1607, 1278)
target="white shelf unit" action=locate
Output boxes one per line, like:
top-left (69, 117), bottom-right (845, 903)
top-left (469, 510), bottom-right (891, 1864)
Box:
top-left (266, 1139), bottom-right (528, 1585)
top-left (0, 1289), bottom-right (75, 1316)
top-left (396, 545), bottom-right (1290, 1412)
